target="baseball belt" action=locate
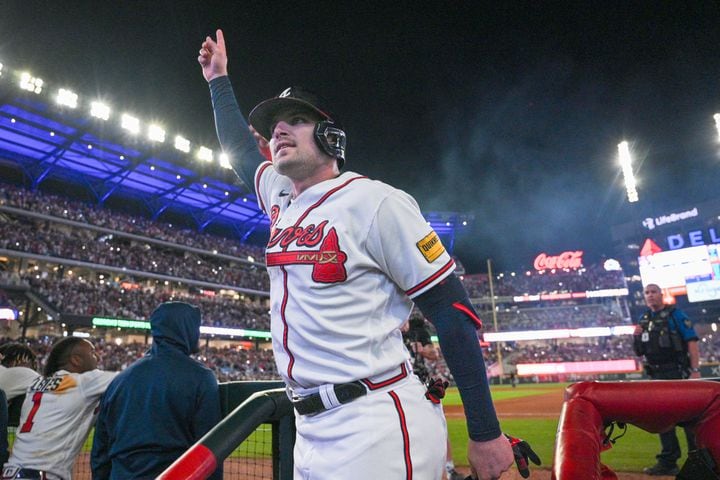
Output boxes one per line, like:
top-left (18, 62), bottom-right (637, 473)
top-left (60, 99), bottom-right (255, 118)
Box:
top-left (1, 467), bottom-right (48, 480)
top-left (293, 380), bottom-right (366, 415)
top-left (293, 362), bottom-right (410, 416)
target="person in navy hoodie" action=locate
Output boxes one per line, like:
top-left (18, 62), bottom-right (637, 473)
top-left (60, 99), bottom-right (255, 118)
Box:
top-left (90, 302), bottom-right (222, 480)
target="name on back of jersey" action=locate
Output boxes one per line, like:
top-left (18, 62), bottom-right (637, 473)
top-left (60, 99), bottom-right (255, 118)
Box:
top-left (30, 375), bottom-right (63, 392)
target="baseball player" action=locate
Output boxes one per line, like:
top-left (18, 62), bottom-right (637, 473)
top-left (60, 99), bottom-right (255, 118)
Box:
top-left (2, 337), bottom-right (117, 480)
top-left (0, 343), bottom-right (39, 466)
top-left (199, 29), bottom-right (515, 480)
top-left (0, 343), bottom-right (40, 401)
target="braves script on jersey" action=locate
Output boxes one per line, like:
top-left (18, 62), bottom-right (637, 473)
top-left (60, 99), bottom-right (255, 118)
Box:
top-left (255, 162), bottom-right (455, 393)
top-left (4, 369), bottom-right (116, 480)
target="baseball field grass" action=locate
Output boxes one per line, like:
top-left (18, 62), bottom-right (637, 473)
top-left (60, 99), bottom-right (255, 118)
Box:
top-left (445, 382), bottom-right (691, 474)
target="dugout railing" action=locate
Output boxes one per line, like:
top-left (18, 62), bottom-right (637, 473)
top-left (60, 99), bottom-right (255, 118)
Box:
top-left (5, 381), bottom-right (295, 480)
top-left (159, 382), bottom-right (295, 479)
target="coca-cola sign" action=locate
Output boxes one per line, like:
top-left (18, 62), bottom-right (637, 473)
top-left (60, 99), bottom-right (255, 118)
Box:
top-left (533, 251), bottom-right (584, 271)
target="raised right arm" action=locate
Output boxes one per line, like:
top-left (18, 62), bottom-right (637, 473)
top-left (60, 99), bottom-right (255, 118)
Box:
top-left (199, 29), bottom-right (266, 190)
top-left (209, 77), bottom-right (265, 189)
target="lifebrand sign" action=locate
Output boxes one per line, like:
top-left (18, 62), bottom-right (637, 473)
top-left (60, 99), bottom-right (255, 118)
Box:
top-left (642, 207), bottom-right (699, 230)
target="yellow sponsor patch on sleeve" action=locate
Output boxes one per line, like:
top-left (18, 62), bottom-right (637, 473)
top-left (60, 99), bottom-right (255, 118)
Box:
top-left (416, 231), bottom-right (446, 263)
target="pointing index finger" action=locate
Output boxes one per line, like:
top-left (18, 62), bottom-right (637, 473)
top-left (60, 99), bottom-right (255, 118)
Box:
top-left (216, 29), bottom-right (225, 49)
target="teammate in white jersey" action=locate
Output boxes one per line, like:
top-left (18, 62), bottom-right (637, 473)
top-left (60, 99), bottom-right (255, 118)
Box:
top-left (0, 343), bottom-right (40, 401)
top-left (0, 343), bottom-right (40, 465)
top-left (2, 337), bottom-right (117, 480)
top-left (199, 29), bottom-right (516, 480)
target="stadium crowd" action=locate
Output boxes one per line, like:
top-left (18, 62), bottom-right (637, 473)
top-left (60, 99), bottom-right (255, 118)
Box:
top-left (0, 213), bottom-right (269, 291)
top-left (3, 272), bottom-right (271, 330)
top-left (479, 302), bottom-right (630, 331)
top-left (462, 264), bottom-right (626, 298)
top-left (1, 183), bottom-right (269, 290)
top-left (0, 183), bottom-right (265, 261)
top-left (503, 336), bottom-right (634, 364)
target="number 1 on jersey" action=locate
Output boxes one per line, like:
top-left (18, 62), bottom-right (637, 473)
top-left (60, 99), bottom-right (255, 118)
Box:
top-left (20, 392), bottom-right (43, 433)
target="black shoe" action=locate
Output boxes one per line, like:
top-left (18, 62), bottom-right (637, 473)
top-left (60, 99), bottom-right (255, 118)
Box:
top-left (643, 463), bottom-right (680, 476)
top-left (448, 470), bottom-right (465, 480)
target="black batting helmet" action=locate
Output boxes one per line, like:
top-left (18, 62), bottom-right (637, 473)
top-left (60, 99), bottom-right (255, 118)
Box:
top-left (248, 86), bottom-right (347, 169)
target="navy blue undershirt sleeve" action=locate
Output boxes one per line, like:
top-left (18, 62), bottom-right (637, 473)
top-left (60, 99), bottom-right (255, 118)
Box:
top-left (413, 273), bottom-right (502, 442)
top-left (208, 76), bottom-right (265, 191)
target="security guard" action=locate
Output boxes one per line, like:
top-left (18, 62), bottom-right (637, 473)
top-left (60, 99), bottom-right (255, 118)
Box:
top-left (633, 283), bottom-right (700, 476)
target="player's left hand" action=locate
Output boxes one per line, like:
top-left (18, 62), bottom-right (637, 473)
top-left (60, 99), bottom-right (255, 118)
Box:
top-left (424, 378), bottom-right (448, 404)
top-left (466, 434), bottom-right (514, 480)
top-left (504, 433), bottom-right (541, 478)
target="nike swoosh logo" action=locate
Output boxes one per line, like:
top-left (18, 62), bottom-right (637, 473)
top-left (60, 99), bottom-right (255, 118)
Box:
top-left (279, 190), bottom-right (290, 197)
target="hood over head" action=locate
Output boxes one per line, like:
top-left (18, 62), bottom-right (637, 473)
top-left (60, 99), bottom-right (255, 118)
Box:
top-left (150, 302), bottom-right (201, 355)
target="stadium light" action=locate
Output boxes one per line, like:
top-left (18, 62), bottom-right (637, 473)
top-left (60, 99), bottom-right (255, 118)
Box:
top-left (219, 152), bottom-right (232, 169)
top-left (147, 124), bottom-right (166, 143)
top-left (714, 113), bottom-right (720, 142)
top-left (121, 113), bottom-right (140, 134)
top-left (19, 72), bottom-right (43, 94)
top-left (56, 88), bottom-right (78, 109)
top-left (90, 101), bottom-right (110, 120)
top-left (174, 135), bottom-right (191, 153)
top-left (197, 146), bottom-right (213, 162)
top-left (618, 141), bottom-right (639, 203)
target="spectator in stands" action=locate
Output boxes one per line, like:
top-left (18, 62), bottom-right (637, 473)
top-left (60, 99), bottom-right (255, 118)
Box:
top-left (3, 337), bottom-right (116, 480)
top-left (91, 302), bottom-right (222, 480)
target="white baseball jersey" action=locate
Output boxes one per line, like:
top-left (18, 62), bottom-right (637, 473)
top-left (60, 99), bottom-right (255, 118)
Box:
top-left (255, 163), bottom-right (455, 392)
top-left (0, 367), bottom-right (40, 401)
top-left (5, 369), bottom-right (117, 480)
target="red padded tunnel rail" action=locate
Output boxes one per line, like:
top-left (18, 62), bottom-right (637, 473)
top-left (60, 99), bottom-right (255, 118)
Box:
top-left (552, 380), bottom-right (720, 480)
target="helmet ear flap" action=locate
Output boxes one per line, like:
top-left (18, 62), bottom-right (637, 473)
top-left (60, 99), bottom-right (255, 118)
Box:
top-left (315, 121), bottom-right (346, 169)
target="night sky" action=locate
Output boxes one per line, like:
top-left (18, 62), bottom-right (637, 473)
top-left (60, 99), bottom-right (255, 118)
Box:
top-left (2, 1), bottom-right (720, 273)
